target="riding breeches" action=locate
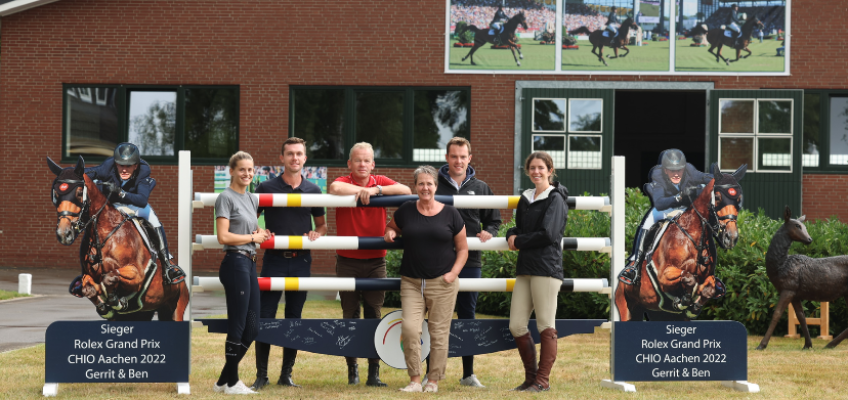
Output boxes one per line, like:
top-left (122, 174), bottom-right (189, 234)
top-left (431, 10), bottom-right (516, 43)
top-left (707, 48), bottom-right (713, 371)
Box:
top-left (607, 24), bottom-right (619, 35)
top-left (219, 252), bottom-right (260, 346)
top-left (113, 202), bottom-right (160, 228)
top-left (727, 22), bottom-right (740, 34)
top-left (509, 275), bottom-right (561, 337)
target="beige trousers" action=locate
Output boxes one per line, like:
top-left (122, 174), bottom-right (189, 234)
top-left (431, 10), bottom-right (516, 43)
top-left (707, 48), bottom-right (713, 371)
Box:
top-left (400, 275), bottom-right (459, 380)
top-left (509, 275), bottom-right (562, 337)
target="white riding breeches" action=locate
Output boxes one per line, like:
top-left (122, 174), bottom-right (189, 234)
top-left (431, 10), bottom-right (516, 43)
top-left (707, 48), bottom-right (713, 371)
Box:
top-left (113, 202), bottom-right (161, 228)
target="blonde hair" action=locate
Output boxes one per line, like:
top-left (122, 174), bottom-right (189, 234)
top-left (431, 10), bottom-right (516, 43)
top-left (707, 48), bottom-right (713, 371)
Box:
top-left (228, 151), bottom-right (254, 170)
top-left (349, 142), bottom-right (375, 160)
top-left (524, 151), bottom-right (557, 184)
top-left (446, 137), bottom-right (471, 154)
top-left (413, 165), bottom-right (439, 186)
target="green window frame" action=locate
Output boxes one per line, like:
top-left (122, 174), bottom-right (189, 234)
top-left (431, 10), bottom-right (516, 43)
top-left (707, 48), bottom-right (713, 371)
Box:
top-left (62, 84), bottom-right (240, 165)
top-left (289, 86), bottom-right (471, 167)
top-left (802, 90), bottom-right (848, 173)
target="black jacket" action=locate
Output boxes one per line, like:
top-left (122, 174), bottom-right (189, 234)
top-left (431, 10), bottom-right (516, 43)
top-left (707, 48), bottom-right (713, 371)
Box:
top-left (608, 11), bottom-right (620, 25)
top-left (437, 165), bottom-right (502, 268)
top-left (644, 163), bottom-right (713, 210)
top-left (729, 9), bottom-right (743, 25)
top-left (506, 182), bottom-right (568, 280)
top-left (491, 8), bottom-right (508, 26)
top-left (85, 157), bottom-right (155, 207)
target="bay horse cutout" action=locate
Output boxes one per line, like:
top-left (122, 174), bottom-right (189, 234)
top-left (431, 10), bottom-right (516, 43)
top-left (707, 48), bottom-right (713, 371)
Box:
top-left (48, 156), bottom-right (189, 321)
top-left (457, 12), bottom-right (528, 67)
top-left (568, 17), bottom-right (638, 67)
top-left (691, 16), bottom-right (763, 65)
top-left (615, 163), bottom-right (746, 321)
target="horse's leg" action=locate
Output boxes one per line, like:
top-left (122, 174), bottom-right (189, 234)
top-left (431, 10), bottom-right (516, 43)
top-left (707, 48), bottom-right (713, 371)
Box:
top-left (729, 48), bottom-right (742, 63)
top-left (614, 283), bottom-right (631, 321)
top-left (790, 299), bottom-right (814, 349)
top-left (509, 46), bottom-right (520, 67)
top-left (743, 47), bottom-right (752, 59)
top-left (598, 46), bottom-right (608, 66)
top-left (756, 291), bottom-right (794, 350)
top-left (101, 263), bottom-right (144, 310)
top-left (607, 47), bottom-right (619, 59)
top-left (172, 281), bottom-right (190, 322)
top-left (462, 43), bottom-right (482, 65)
top-left (620, 45), bottom-right (630, 58)
top-left (825, 295), bottom-right (848, 348)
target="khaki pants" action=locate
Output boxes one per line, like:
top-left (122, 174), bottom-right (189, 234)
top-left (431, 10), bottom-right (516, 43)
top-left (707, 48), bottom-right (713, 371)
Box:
top-left (509, 275), bottom-right (561, 337)
top-left (400, 275), bottom-right (459, 380)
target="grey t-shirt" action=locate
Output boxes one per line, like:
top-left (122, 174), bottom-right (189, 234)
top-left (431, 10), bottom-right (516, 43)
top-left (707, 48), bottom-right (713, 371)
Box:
top-left (215, 187), bottom-right (259, 254)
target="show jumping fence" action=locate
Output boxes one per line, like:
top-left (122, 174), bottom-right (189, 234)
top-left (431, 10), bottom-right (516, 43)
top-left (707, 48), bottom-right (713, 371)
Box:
top-left (179, 152), bottom-right (628, 389)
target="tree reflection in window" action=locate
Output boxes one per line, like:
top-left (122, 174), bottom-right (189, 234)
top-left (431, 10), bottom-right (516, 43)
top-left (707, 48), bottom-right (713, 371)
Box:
top-left (569, 99), bottom-right (602, 132)
top-left (184, 88), bottom-right (238, 159)
top-left (413, 90), bottom-right (469, 162)
top-left (533, 99), bottom-right (566, 132)
top-left (758, 100), bottom-right (792, 134)
top-left (356, 92), bottom-right (404, 159)
top-left (129, 91), bottom-right (177, 156)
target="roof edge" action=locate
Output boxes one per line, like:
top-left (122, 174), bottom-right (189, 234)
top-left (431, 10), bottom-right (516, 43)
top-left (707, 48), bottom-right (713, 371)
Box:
top-left (0, 0), bottom-right (61, 17)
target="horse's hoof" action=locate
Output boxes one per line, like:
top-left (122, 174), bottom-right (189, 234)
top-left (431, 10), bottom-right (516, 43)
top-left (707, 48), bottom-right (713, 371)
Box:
top-left (519, 55), bottom-right (524, 59)
top-left (516, 62), bottom-right (521, 67)
top-left (755, 344), bottom-right (766, 351)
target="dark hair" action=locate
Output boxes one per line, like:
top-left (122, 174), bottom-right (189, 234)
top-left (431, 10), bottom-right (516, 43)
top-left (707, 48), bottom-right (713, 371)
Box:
top-left (282, 137), bottom-right (307, 154)
top-left (523, 151), bottom-right (557, 184)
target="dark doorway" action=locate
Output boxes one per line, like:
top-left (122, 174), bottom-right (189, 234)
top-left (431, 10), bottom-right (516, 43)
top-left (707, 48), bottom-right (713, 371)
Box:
top-left (613, 90), bottom-right (706, 189)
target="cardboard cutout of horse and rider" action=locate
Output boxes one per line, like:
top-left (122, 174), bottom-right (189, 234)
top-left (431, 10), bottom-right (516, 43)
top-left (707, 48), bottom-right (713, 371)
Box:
top-left (615, 149), bottom-right (746, 322)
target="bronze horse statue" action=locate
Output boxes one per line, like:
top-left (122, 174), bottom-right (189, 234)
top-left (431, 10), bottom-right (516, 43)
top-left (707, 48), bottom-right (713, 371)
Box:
top-left (568, 17), bottom-right (639, 67)
top-left (756, 207), bottom-right (848, 350)
top-left (457, 12), bottom-right (528, 67)
top-left (615, 164), bottom-right (746, 321)
top-left (48, 156), bottom-right (189, 321)
top-left (690, 16), bottom-right (764, 65)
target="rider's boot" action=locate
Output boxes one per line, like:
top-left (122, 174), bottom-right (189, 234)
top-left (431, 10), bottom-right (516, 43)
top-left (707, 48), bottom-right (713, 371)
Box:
top-left (278, 348), bottom-right (301, 387)
top-left (156, 226), bottom-right (186, 285)
top-left (250, 341), bottom-right (271, 390)
top-left (619, 228), bottom-right (648, 285)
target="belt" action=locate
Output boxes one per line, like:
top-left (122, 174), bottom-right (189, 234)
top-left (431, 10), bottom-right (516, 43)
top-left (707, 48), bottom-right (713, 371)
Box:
top-left (227, 250), bottom-right (257, 263)
top-left (267, 249), bottom-right (309, 258)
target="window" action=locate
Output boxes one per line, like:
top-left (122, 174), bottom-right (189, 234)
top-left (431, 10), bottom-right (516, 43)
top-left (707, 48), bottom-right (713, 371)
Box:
top-left (63, 85), bottom-right (239, 164)
top-left (802, 91), bottom-right (848, 172)
top-left (530, 97), bottom-right (603, 170)
top-left (718, 98), bottom-right (793, 173)
top-left (290, 87), bottom-right (470, 165)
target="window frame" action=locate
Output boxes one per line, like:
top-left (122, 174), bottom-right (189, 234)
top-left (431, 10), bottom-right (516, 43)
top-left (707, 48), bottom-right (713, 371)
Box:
top-left (803, 90), bottom-right (848, 174)
top-left (717, 97), bottom-right (794, 174)
top-left (531, 98), bottom-right (567, 133)
top-left (567, 98), bottom-right (604, 134)
top-left (62, 84), bottom-right (240, 165)
top-left (289, 86), bottom-right (471, 167)
top-left (566, 134), bottom-right (603, 170)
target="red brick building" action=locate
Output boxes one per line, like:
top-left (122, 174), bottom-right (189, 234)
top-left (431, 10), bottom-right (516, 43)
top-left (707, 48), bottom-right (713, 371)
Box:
top-left (0, 0), bottom-right (841, 274)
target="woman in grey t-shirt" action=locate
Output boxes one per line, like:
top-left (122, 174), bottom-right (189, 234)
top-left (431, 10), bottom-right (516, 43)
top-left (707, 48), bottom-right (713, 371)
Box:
top-left (212, 151), bottom-right (272, 395)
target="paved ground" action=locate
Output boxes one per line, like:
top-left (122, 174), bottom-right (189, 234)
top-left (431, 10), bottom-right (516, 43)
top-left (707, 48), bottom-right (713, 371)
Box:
top-left (0, 266), bottom-right (336, 353)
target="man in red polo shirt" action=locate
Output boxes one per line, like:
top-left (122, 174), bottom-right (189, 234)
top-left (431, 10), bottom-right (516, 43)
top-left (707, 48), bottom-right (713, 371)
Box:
top-left (328, 142), bottom-right (411, 387)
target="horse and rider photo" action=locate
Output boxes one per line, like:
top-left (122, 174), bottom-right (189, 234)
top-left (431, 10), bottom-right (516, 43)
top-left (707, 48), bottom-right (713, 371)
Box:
top-left (47, 156), bottom-right (190, 322)
top-left (675, 4), bottom-right (786, 73)
top-left (448, 0), bottom-right (556, 70)
top-left (561, 1), bottom-right (667, 72)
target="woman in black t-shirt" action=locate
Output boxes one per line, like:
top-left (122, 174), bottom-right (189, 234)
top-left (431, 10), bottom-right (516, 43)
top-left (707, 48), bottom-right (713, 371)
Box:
top-left (385, 165), bottom-right (468, 393)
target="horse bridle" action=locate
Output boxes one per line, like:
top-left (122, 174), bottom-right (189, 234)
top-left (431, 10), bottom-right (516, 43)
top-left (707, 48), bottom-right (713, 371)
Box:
top-left (710, 183), bottom-right (742, 245)
top-left (52, 178), bottom-right (91, 234)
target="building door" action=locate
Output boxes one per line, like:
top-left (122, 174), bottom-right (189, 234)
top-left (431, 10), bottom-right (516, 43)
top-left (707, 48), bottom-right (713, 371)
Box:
top-left (520, 88), bottom-right (614, 195)
top-left (709, 90), bottom-right (803, 219)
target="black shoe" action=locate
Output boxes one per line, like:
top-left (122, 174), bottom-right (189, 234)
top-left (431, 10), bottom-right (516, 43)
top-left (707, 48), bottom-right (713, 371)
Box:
top-left (347, 363), bottom-right (360, 385)
top-left (163, 264), bottom-right (186, 285)
top-left (278, 348), bottom-right (301, 387)
top-left (69, 275), bottom-right (84, 298)
top-left (250, 376), bottom-right (270, 391)
top-left (365, 363), bottom-right (387, 387)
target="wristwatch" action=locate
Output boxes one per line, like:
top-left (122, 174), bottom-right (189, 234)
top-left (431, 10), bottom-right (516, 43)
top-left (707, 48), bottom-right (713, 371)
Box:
top-left (376, 185), bottom-right (383, 196)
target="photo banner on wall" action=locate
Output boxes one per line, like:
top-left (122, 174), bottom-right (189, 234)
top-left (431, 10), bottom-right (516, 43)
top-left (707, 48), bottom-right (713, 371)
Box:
top-left (444, 0), bottom-right (789, 75)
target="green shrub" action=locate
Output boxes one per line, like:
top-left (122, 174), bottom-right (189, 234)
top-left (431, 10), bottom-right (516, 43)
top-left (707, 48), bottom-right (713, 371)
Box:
top-left (455, 21), bottom-right (475, 44)
top-left (383, 189), bottom-right (848, 336)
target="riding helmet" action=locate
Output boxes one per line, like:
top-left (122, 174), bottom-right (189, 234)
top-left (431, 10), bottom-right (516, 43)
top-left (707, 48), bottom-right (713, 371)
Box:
top-left (114, 142), bottom-right (141, 166)
top-left (661, 149), bottom-right (686, 171)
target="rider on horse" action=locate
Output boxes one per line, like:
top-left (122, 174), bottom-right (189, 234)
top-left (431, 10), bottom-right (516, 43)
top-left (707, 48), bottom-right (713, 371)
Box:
top-left (726, 4), bottom-right (744, 47)
top-left (489, 6), bottom-right (509, 45)
top-left (605, 6), bottom-right (621, 44)
top-left (69, 142), bottom-right (186, 296)
top-left (618, 149), bottom-right (713, 286)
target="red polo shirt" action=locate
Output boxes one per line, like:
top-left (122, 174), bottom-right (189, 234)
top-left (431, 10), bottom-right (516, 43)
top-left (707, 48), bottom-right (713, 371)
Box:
top-left (334, 174), bottom-right (398, 259)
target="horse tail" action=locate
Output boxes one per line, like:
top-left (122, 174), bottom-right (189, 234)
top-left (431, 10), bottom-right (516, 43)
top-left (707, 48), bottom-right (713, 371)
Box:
top-left (569, 27), bottom-right (592, 36)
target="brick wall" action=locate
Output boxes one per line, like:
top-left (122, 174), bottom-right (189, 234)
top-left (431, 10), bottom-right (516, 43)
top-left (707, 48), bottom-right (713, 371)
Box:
top-left (802, 174), bottom-right (848, 222)
top-left (1, 0), bottom-right (845, 273)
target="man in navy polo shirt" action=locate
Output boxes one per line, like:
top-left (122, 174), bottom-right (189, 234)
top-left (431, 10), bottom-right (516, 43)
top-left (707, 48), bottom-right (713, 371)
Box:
top-left (251, 137), bottom-right (328, 390)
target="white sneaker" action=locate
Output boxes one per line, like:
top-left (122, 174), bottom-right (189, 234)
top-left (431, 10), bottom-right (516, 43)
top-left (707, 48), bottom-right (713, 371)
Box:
top-left (459, 374), bottom-right (485, 388)
top-left (213, 382), bottom-right (226, 393)
top-left (399, 381), bottom-right (423, 392)
top-left (423, 381), bottom-right (439, 393)
top-left (224, 380), bottom-right (256, 395)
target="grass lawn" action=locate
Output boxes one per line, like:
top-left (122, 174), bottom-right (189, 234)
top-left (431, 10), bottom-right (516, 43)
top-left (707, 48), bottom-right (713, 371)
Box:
top-left (4, 300), bottom-right (848, 398)
top-left (562, 39), bottom-right (670, 71)
top-left (0, 289), bottom-right (29, 301)
top-left (675, 39), bottom-right (785, 72)
top-left (449, 40), bottom-right (556, 70)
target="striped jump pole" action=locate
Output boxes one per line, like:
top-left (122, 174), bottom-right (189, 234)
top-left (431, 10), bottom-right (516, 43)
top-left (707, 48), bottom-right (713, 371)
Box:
top-left (193, 276), bottom-right (609, 293)
top-left (192, 192), bottom-right (611, 213)
top-left (193, 235), bottom-right (612, 253)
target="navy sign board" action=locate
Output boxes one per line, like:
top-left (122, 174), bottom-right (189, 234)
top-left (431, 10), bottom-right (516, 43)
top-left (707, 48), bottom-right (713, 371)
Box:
top-left (612, 321), bottom-right (747, 381)
top-left (44, 321), bottom-right (189, 396)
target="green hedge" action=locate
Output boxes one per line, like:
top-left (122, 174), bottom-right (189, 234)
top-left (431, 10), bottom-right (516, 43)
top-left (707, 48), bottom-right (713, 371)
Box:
top-left (384, 189), bottom-right (848, 336)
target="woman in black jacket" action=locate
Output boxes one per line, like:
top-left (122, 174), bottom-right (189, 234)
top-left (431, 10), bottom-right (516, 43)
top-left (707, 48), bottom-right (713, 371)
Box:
top-left (505, 151), bottom-right (568, 392)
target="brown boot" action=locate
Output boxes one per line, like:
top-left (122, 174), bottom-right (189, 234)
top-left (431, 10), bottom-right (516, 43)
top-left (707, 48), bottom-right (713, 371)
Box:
top-left (510, 332), bottom-right (537, 391)
top-left (524, 328), bottom-right (557, 392)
